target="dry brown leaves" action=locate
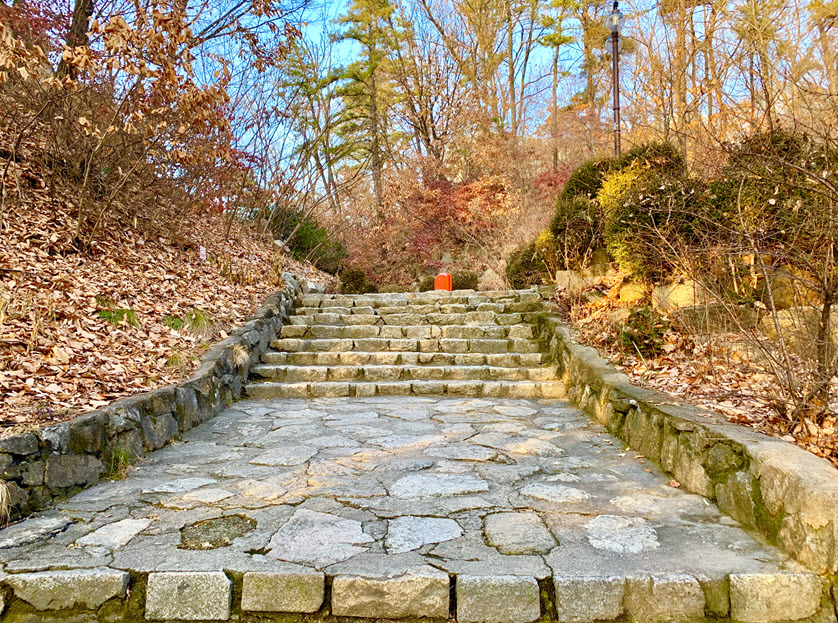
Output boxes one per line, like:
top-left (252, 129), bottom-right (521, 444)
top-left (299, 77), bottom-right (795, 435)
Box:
top-left (553, 277), bottom-right (838, 469)
top-left (0, 142), bottom-right (333, 438)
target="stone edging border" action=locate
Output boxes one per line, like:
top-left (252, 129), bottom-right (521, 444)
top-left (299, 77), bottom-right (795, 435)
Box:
top-left (533, 313), bottom-right (838, 577)
top-left (0, 273), bottom-right (315, 521)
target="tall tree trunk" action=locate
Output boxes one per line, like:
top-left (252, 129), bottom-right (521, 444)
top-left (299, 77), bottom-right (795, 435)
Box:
top-left (674, 0), bottom-right (688, 162)
top-left (368, 67), bottom-right (385, 229)
top-left (56, 0), bottom-right (94, 79)
top-left (552, 46), bottom-right (559, 171)
top-left (507, 0), bottom-right (516, 136)
top-left (817, 23), bottom-right (838, 95)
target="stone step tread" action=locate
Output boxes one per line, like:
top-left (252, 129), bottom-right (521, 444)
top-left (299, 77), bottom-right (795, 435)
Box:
top-left (260, 351), bottom-right (547, 366)
top-left (287, 312), bottom-right (537, 326)
top-left (269, 337), bottom-right (542, 354)
top-left (279, 324), bottom-right (535, 339)
top-left (300, 288), bottom-right (550, 307)
top-left (245, 379), bottom-right (566, 399)
top-left (293, 302), bottom-right (547, 315)
top-left (250, 364), bottom-right (558, 382)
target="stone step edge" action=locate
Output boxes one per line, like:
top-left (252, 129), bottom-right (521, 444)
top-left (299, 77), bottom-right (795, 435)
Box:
top-left (244, 380), bottom-right (565, 399)
top-left (269, 338), bottom-right (542, 354)
top-left (249, 365), bottom-right (558, 384)
top-left (1, 567), bottom-right (831, 623)
top-left (260, 351), bottom-right (546, 364)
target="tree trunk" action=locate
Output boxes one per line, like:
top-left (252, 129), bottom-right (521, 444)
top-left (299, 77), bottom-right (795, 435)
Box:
top-left (674, 0), bottom-right (688, 162)
top-left (507, 0), bottom-right (516, 136)
top-left (56, 0), bottom-right (94, 79)
top-left (552, 46), bottom-right (559, 171)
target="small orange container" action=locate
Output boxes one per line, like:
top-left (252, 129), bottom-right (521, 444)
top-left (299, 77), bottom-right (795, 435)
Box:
top-left (434, 273), bottom-right (453, 291)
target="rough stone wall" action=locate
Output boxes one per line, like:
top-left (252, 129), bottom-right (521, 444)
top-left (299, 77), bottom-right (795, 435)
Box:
top-left (534, 314), bottom-right (838, 577)
top-left (0, 274), bottom-right (311, 521)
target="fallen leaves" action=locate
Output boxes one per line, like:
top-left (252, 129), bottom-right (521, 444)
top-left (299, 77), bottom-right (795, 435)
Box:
top-left (0, 148), bottom-right (334, 437)
top-left (554, 276), bottom-right (838, 469)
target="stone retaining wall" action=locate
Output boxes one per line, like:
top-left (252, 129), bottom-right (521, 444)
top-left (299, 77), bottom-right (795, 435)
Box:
top-left (533, 314), bottom-right (838, 577)
top-left (0, 274), bottom-right (312, 521)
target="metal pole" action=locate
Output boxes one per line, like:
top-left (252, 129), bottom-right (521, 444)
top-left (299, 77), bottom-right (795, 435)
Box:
top-left (611, 2), bottom-right (621, 156)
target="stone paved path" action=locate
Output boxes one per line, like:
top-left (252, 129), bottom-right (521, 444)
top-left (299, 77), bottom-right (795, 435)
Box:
top-left (0, 396), bottom-right (824, 622)
top-left (0, 289), bottom-right (831, 622)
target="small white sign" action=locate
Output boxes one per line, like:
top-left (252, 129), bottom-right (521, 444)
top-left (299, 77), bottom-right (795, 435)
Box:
top-left (199, 246), bottom-right (207, 261)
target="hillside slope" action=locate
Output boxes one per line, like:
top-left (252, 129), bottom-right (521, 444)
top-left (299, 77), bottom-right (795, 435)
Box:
top-left (0, 140), bottom-right (332, 437)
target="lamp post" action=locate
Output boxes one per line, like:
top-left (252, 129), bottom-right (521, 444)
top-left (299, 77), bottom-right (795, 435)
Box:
top-left (605, 1), bottom-right (625, 156)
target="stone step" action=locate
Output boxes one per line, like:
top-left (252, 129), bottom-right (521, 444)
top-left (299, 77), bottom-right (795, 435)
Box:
top-left (279, 323), bottom-right (535, 340)
top-left (287, 312), bottom-right (534, 326)
top-left (300, 289), bottom-right (548, 309)
top-left (294, 300), bottom-right (546, 316)
top-left (250, 364), bottom-right (558, 383)
top-left (244, 379), bottom-right (566, 399)
top-left (260, 350), bottom-right (547, 367)
top-left (269, 337), bottom-right (542, 354)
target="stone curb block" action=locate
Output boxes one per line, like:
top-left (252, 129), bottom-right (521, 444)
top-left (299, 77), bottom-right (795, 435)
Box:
top-left (331, 568), bottom-right (450, 619)
top-left (534, 313), bottom-right (838, 578)
top-left (5, 568), bottom-right (129, 610)
top-left (241, 570), bottom-right (325, 613)
top-left (456, 575), bottom-right (541, 623)
top-left (0, 274), bottom-right (319, 520)
top-left (729, 573), bottom-right (824, 622)
top-left (145, 571), bottom-right (232, 621)
top-left (554, 576), bottom-right (625, 622)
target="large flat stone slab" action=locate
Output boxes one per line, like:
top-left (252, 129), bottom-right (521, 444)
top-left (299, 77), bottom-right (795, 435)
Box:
top-left (484, 512), bottom-right (556, 555)
top-left (266, 509), bottom-right (374, 567)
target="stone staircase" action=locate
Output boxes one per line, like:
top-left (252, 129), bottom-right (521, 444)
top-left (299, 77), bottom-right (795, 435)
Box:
top-left (245, 288), bottom-right (565, 400)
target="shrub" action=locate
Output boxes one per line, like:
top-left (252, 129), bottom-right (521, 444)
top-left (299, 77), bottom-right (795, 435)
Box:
top-left (268, 208), bottom-right (347, 275)
top-left (506, 241), bottom-right (552, 289)
top-left (603, 171), bottom-right (706, 282)
top-left (418, 275), bottom-right (435, 292)
top-left (549, 196), bottom-right (604, 269)
top-left (559, 157), bottom-right (613, 201)
top-left (452, 271), bottom-right (479, 290)
top-left (619, 306), bottom-right (669, 356)
top-left (613, 141), bottom-right (685, 176)
top-left (340, 267), bottom-right (378, 294)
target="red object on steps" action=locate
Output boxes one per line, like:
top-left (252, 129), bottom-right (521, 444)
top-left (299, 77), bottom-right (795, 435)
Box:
top-left (434, 273), bottom-right (453, 291)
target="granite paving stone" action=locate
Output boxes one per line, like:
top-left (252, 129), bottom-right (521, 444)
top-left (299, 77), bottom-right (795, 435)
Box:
top-left (0, 395), bottom-right (825, 622)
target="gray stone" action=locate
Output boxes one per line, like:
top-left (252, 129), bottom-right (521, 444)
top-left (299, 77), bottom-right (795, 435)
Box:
top-left (44, 454), bottom-right (102, 489)
top-left (331, 567), bottom-right (449, 619)
top-left (0, 432), bottom-right (39, 456)
top-left (585, 515), bottom-right (660, 554)
top-left (457, 575), bottom-right (541, 623)
top-left (266, 509), bottom-right (374, 567)
top-left (251, 446), bottom-right (317, 466)
top-left (0, 515), bottom-right (72, 548)
top-left (386, 516), bottom-right (463, 553)
top-left (554, 577), bottom-right (625, 623)
top-left (141, 413), bottom-right (179, 450)
top-left (142, 477), bottom-right (217, 493)
top-left (6, 568), bottom-right (129, 610)
top-left (241, 571), bottom-right (325, 612)
top-left (729, 573), bottom-right (823, 622)
top-left (624, 575), bottom-right (705, 622)
top-left (145, 571), bottom-right (232, 621)
top-left (484, 512), bottom-right (556, 555)
top-left (76, 518), bottom-right (151, 547)
top-left (520, 483), bottom-right (590, 504)
top-left (390, 473), bottom-right (489, 498)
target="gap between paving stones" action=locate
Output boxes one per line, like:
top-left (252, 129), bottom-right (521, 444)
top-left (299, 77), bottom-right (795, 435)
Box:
top-left (0, 273), bottom-right (317, 520)
top-left (533, 313), bottom-right (838, 580)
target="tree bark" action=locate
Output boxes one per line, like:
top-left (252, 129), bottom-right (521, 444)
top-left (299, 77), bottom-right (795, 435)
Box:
top-left (56, 0), bottom-right (94, 79)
